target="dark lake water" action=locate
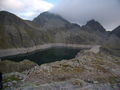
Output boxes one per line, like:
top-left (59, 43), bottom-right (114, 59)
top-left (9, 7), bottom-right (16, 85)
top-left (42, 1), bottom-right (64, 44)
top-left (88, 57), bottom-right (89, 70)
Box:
top-left (1, 47), bottom-right (81, 65)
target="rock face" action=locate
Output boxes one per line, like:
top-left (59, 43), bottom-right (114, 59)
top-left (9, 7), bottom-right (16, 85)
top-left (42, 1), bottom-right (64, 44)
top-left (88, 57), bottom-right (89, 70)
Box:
top-left (0, 11), bottom-right (37, 49)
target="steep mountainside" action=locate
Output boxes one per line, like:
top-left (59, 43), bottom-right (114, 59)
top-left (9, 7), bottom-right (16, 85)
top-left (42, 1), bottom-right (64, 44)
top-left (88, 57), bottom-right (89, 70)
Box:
top-left (0, 11), bottom-right (84, 49)
top-left (0, 11), bottom-right (120, 56)
top-left (0, 11), bottom-right (34, 48)
top-left (0, 11), bottom-right (55, 49)
top-left (32, 12), bottom-right (108, 45)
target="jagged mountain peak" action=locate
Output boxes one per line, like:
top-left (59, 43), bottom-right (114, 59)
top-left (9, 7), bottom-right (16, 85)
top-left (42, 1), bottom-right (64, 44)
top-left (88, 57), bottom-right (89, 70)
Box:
top-left (33, 11), bottom-right (69, 22)
top-left (113, 26), bottom-right (120, 31)
top-left (111, 26), bottom-right (120, 38)
top-left (33, 11), bottom-right (73, 29)
top-left (86, 19), bottom-right (99, 25)
top-left (82, 19), bottom-right (106, 32)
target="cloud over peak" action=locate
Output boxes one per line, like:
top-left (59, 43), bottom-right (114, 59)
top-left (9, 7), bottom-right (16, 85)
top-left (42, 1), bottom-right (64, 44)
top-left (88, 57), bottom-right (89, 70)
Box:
top-left (51, 0), bottom-right (120, 30)
top-left (0, 0), bottom-right (120, 30)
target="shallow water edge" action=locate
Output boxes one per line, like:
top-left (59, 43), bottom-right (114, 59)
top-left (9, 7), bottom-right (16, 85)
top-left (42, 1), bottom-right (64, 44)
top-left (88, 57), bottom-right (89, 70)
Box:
top-left (0, 43), bottom-right (96, 58)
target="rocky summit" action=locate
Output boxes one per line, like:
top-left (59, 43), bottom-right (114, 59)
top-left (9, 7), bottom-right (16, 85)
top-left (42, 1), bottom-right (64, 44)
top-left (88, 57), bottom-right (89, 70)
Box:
top-left (0, 11), bottom-right (120, 90)
top-left (82, 19), bottom-right (106, 32)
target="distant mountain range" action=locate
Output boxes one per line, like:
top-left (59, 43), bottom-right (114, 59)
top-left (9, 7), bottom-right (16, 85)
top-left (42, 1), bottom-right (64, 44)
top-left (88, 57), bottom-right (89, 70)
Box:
top-left (0, 11), bottom-right (120, 56)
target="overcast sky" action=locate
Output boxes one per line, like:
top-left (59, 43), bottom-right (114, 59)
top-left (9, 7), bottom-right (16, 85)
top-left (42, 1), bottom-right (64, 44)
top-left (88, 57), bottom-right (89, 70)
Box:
top-left (0, 0), bottom-right (120, 30)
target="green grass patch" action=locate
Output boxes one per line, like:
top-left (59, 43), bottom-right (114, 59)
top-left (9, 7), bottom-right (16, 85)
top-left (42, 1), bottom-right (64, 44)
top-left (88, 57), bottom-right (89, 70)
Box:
top-left (3, 75), bottom-right (22, 83)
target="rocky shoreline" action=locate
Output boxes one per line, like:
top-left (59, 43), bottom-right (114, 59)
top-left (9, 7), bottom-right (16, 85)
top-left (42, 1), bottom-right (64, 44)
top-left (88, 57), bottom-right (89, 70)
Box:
top-left (1, 49), bottom-right (120, 90)
top-left (0, 43), bottom-right (99, 58)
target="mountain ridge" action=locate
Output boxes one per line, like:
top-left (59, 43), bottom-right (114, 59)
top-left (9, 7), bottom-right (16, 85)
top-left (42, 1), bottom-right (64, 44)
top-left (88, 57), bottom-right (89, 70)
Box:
top-left (0, 11), bottom-right (120, 56)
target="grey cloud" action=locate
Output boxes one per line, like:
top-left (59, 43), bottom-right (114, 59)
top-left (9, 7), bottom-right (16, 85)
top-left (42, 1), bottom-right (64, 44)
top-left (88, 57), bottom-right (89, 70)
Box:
top-left (0, 0), bottom-right (120, 30)
top-left (51, 0), bottom-right (120, 30)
